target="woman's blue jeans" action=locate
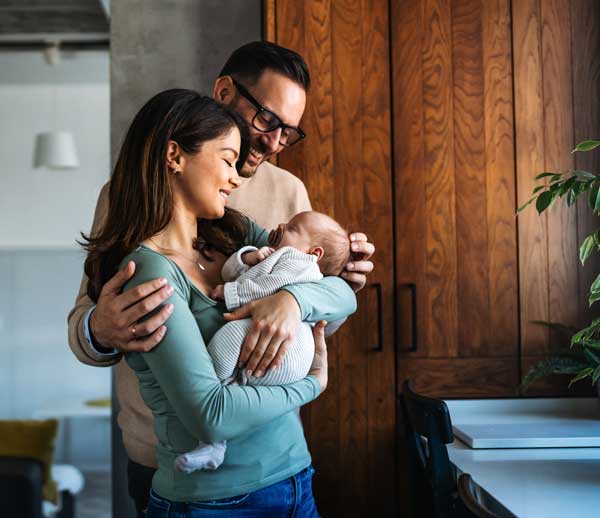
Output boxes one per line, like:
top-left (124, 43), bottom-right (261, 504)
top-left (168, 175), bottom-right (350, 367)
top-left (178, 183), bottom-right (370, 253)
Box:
top-left (145, 466), bottom-right (319, 517)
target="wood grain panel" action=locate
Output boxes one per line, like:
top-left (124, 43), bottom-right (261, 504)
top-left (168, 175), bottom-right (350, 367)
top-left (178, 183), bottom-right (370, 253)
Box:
top-left (302, 0), bottom-right (335, 214)
top-left (541, 0), bottom-right (579, 351)
top-left (397, 357), bottom-right (519, 398)
top-left (513, 0), bottom-right (550, 354)
top-left (292, 1), bottom-right (341, 514)
top-left (262, 0), bottom-right (276, 41)
top-left (361, 0), bottom-right (395, 515)
top-left (572, 0), bottom-right (600, 328)
top-left (423, 0), bottom-right (459, 357)
top-left (275, 0), bottom-right (305, 178)
top-left (482, 0), bottom-right (519, 356)
top-left (452, 0), bottom-right (489, 356)
top-left (331, 0), bottom-right (369, 514)
top-left (393, 0), bottom-right (427, 358)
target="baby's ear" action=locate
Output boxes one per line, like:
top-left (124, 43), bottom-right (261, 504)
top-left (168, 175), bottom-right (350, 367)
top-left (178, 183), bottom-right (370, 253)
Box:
top-left (310, 246), bottom-right (324, 261)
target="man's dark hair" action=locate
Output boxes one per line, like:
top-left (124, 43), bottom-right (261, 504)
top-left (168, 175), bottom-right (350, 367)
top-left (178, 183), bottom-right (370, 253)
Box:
top-left (220, 41), bottom-right (310, 91)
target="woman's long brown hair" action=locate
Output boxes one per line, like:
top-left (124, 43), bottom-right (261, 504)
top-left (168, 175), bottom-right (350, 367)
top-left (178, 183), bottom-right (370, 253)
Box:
top-left (81, 89), bottom-right (250, 301)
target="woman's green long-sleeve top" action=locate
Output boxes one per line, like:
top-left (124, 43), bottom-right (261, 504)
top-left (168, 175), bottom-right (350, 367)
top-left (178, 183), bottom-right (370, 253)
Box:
top-left (122, 219), bottom-right (357, 502)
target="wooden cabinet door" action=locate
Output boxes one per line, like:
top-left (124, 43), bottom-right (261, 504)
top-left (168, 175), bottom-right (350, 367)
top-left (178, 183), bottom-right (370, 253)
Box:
top-left (513, 0), bottom-right (600, 396)
top-left (392, 0), bottom-right (519, 397)
top-left (265, 1), bottom-right (396, 516)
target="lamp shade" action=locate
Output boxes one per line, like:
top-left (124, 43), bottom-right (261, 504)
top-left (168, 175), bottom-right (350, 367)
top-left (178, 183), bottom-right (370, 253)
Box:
top-left (33, 131), bottom-right (79, 169)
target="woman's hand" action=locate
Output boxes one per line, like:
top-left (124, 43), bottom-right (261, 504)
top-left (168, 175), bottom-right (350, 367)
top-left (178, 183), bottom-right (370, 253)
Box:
top-left (308, 320), bottom-right (328, 392)
top-left (223, 291), bottom-right (301, 378)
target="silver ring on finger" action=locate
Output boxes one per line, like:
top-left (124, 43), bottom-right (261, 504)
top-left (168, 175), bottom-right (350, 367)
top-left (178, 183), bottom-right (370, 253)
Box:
top-left (131, 326), bottom-right (137, 340)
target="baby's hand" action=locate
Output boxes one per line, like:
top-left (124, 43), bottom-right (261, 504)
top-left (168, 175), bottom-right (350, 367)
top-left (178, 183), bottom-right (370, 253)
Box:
top-left (242, 246), bottom-right (275, 266)
top-left (210, 284), bottom-right (225, 300)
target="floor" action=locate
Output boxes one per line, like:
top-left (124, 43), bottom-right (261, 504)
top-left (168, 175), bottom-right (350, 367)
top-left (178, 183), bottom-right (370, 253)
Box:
top-left (78, 471), bottom-right (111, 518)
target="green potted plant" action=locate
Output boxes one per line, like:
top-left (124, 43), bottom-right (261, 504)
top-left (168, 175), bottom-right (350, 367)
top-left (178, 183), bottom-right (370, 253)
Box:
top-left (518, 140), bottom-right (600, 392)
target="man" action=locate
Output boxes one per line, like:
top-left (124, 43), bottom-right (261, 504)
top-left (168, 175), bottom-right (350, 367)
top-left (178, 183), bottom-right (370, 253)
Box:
top-left (68, 41), bottom-right (374, 516)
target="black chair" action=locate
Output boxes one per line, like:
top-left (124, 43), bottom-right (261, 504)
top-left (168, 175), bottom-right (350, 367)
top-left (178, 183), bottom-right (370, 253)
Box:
top-left (401, 380), bottom-right (472, 518)
top-left (0, 456), bottom-right (43, 518)
top-left (0, 456), bottom-right (76, 518)
top-left (457, 474), bottom-right (497, 518)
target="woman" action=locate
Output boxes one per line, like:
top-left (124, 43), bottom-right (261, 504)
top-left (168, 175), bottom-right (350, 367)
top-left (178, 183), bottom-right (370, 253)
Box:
top-left (82, 89), bottom-right (356, 517)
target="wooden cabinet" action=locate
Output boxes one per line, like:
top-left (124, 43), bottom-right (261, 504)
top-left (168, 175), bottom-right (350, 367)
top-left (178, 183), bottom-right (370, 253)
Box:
top-left (265, 1), bottom-right (396, 516)
top-left (264, 0), bottom-right (600, 516)
top-left (392, 0), bottom-right (519, 398)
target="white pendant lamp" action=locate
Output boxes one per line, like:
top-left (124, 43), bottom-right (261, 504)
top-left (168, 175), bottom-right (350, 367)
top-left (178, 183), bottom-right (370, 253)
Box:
top-left (33, 131), bottom-right (80, 169)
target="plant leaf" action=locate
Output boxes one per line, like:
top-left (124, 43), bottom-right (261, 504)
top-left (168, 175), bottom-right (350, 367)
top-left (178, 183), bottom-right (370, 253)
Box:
top-left (584, 348), bottom-right (600, 366)
top-left (517, 197), bottom-right (535, 213)
top-left (521, 356), bottom-right (590, 392)
top-left (532, 184), bottom-right (545, 194)
top-left (536, 190), bottom-right (553, 213)
top-left (567, 187), bottom-right (577, 207)
top-left (574, 170), bottom-right (597, 179)
top-left (589, 183), bottom-right (600, 211)
top-left (568, 367), bottom-right (594, 387)
top-left (590, 291), bottom-right (600, 307)
top-left (592, 365), bottom-right (600, 385)
top-left (573, 140), bottom-right (600, 153)
top-left (558, 176), bottom-right (578, 196)
top-left (580, 234), bottom-right (596, 265)
top-left (535, 172), bottom-right (559, 180)
top-left (530, 320), bottom-right (578, 337)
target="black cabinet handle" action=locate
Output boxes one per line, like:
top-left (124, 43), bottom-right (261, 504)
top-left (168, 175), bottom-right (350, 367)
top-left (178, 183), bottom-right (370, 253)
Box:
top-left (401, 283), bottom-right (418, 352)
top-left (370, 283), bottom-right (383, 352)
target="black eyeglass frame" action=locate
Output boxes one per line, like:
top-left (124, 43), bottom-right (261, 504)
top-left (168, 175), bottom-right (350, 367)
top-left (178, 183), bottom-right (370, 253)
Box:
top-left (232, 78), bottom-right (306, 147)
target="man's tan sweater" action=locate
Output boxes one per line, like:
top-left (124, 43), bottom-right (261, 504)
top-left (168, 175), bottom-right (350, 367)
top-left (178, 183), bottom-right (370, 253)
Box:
top-left (67, 161), bottom-right (311, 468)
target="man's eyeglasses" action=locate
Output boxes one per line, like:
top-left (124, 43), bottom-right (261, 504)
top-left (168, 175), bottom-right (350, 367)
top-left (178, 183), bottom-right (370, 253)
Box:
top-left (232, 79), bottom-right (306, 147)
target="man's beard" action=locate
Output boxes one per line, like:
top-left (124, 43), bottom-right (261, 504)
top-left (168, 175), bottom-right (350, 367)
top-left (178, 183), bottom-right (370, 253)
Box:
top-left (239, 142), bottom-right (268, 178)
top-left (238, 161), bottom-right (259, 178)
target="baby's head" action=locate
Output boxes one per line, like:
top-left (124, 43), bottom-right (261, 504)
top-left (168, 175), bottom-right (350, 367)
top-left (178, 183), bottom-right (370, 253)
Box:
top-left (268, 211), bottom-right (350, 276)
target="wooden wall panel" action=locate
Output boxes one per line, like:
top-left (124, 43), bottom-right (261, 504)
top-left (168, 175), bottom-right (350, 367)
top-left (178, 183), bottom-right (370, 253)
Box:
top-left (394, 0), bottom-right (518, 367)
top-left (482, 0), bottom-right (519, 357)
top-left (514, 0), bottom-right (600, 390)
top-left (361, 0), bottom-right (396, 515)
top-left (331, 0), bottom-right (370, 515)
top-left (397, 358), bottom-right (519, 398)
top-left (268, 1), bottom-right (395, 516)
top-left (542, 0), bottom-right (579, 350)
top-left (393, 0), bottom-right (427, 358)
top-left (452, 0), bottom-right (489, 355)
top-left (423, 0), bottom-right (459, 358)
top-left (513, 0), bottom-right (550, 353)
top-left (572, 0), bottom-right (600, 329)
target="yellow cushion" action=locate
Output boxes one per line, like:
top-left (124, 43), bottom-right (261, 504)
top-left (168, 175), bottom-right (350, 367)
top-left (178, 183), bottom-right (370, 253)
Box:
top-left (0, 419), bottom-right (59, 503)
top-left (84, 397), bottom-right (111, 408)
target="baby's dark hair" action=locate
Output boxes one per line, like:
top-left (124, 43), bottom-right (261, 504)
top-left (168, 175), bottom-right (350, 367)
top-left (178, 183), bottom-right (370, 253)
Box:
top-left (312, 213), bottom-right (351, 276)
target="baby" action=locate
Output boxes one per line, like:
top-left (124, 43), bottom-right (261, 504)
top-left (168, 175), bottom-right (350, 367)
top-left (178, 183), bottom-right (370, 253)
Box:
top-left (175, 211), bottom-right (350, 473)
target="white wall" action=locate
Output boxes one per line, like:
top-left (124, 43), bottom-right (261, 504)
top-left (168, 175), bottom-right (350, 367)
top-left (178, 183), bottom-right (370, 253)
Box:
top-left (0, 50), bottom-right (111, 470)
top-left (0, 50), bottom-right (109, 249)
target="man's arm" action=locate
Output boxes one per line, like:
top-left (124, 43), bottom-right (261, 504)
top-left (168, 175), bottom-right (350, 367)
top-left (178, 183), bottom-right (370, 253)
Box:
top-left (67, 183), bottom-right (119, 366)
top-left (67, 183), bottom-right (173, 365)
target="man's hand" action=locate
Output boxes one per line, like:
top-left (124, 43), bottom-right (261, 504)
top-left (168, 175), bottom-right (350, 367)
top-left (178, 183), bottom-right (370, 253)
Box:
top-left (223, 291), bottom-right (301, 378)
top-left (89, 261), bottom-right (174, 353)
top-left (242, 246), bottom-right (275, 266)
top-left (341, 232), bottom-right (375, 292)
